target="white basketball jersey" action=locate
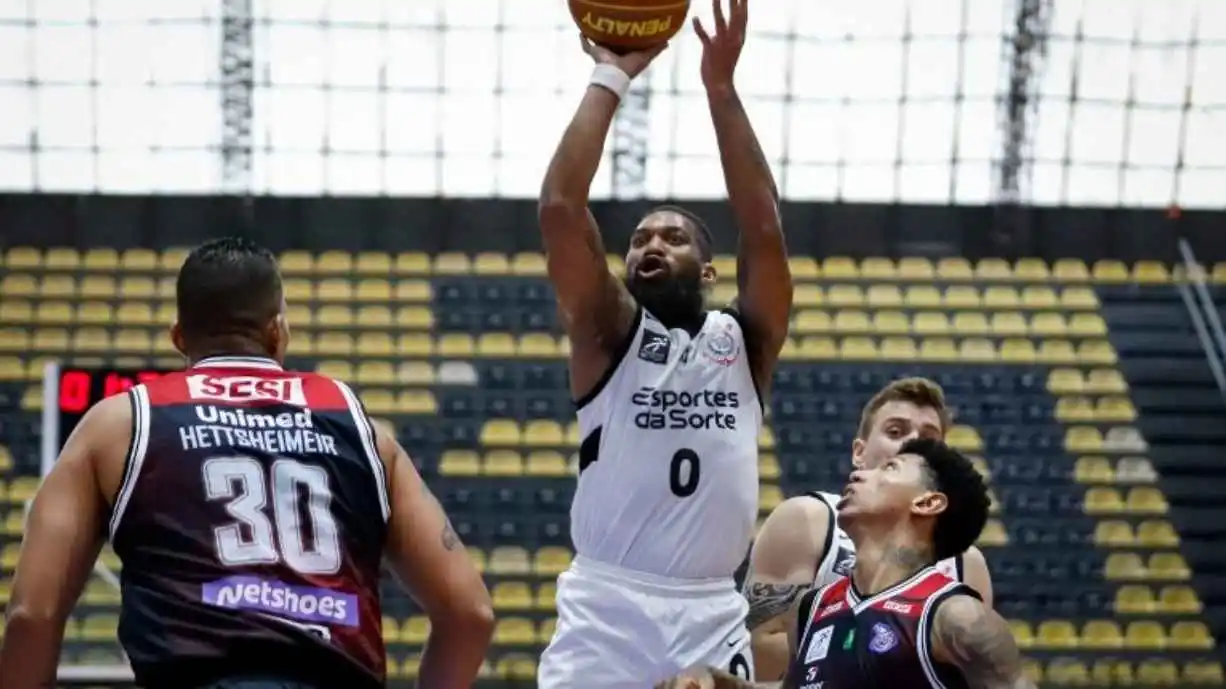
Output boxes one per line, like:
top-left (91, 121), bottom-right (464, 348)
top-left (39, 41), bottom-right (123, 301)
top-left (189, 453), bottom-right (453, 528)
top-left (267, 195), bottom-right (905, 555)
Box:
top-left (808, 491), bottom-right (964, 588)
top-left (571, 308), bottom-right (762, 580)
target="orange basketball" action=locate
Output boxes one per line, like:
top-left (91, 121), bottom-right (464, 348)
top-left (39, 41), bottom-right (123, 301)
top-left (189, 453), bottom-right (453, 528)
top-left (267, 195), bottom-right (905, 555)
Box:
top-left (570, 0), bottom-right (690, 53)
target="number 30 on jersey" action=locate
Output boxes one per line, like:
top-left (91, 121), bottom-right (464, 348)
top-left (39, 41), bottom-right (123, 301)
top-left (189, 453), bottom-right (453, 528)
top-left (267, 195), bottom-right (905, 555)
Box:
top-left (203, 456), bottom-right (342, 575)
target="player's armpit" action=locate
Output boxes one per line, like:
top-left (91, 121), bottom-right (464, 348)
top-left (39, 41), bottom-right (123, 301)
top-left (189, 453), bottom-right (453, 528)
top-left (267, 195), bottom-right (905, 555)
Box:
top-left (930, 594), bottom-right (1036, 689)
top-left (377, 426), bottom-right (494, 689)
top-left (961, 546), bottom-right (995, 609)
top-left (0, 395), bottom-right (116, 689)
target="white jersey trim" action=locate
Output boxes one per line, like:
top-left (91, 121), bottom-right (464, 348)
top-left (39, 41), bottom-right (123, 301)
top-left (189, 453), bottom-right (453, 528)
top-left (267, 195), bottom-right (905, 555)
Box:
top-left (334, 380), bottom-right (390, 521)
top-left (915, 580), bottom-right (965, 689)
top-left (108, 384), bottom-right (152, 540)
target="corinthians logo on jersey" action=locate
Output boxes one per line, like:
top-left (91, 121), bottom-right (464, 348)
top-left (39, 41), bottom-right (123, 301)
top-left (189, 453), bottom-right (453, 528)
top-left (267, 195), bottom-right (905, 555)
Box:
top-left (630, 386), bottom-right (742, 430)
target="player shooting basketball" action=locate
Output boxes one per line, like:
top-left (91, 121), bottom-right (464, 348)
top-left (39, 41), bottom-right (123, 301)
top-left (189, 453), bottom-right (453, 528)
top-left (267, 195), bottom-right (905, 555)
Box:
top-left (536, 0), bottom-right (794, 686)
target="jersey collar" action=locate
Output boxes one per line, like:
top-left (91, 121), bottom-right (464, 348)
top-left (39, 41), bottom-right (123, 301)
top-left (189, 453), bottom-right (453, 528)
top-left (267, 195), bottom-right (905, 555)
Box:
top-left (845, 565), bottom-right (935, 613)
top-left (192, 355), bottom-right (283, 371)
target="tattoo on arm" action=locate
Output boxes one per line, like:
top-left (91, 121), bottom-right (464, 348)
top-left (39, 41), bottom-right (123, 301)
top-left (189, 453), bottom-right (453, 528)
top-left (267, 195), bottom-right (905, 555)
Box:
top-left (934, 598), bottom-right (1035, 689)
top-left (440, 518), bottom-right (459, 551)
top-left (744, 582), bottom-right (810, 631)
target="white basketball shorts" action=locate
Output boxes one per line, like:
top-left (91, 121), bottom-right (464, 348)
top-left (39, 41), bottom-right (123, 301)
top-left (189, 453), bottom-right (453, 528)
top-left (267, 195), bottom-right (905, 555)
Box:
top-left (537, 556), bottom-right (753, 689)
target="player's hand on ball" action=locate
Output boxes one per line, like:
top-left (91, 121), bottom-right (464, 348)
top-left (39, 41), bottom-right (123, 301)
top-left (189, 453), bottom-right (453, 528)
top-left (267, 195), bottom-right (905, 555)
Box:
top-left (580, 34), bottom-right (668, 79)
top-left (693, 0), bottom-right (747, 92)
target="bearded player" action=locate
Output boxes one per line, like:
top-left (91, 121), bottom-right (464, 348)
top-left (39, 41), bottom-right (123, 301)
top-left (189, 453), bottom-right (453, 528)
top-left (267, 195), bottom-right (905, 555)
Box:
top-left (743, 377), bottom-right (995, 679)
top-left (658, 438), bottom-right (1034, 689)
top-left (0, 238), bottom-right (494, 689)
top-left (536, 0), bottom-right (792, 687)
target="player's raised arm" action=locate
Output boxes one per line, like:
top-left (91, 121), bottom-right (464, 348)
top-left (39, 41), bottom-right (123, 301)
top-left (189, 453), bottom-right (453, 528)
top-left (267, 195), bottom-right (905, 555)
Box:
top-left (377, 424), bottom-right (495, 689)
top-left (743, 497), bottom-right (828, 679)
top-left (931, 594), bottom-right (1035, 689)
top-left (539, 38), bottom-right (666, 398)
top-left (0, 395), bottom-right (124, 689)
top-left (695, 0), bottom-right (792, 386)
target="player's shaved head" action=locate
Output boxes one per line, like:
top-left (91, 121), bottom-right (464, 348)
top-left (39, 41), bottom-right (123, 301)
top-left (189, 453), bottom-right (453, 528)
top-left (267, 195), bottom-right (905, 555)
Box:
top-left (173, 237), bottom-right (287, 361)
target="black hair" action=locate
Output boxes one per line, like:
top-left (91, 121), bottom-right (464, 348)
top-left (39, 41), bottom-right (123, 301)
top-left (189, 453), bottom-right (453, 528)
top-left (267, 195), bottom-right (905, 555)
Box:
top-left (899, 437), bottom-right (990, 562)
top-left (176, 237), bottom-right (283, 346)
top-left (646, 204), bottom-right (714, 261)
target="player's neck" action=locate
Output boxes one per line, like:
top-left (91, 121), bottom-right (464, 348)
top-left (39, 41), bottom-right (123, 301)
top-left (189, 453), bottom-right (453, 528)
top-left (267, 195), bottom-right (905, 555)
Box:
top-left (848, 532), bottom-right (932, 597)
top-left (187, 342), bottom-right (277, 367)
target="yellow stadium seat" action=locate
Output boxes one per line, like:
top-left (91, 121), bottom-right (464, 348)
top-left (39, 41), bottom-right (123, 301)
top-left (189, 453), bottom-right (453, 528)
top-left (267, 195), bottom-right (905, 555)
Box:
top-left (352, 279), bottom-right (390, 302)
top-left (400, 615), bottom-right (430, 644)
top-left (787, 256), bottom-right (819, 280)
top-left (536, 582), bottom-right (557, 611)
top-left (476, 333), bottom-right (516, 357)
top-left (957, 338), bottom-right (996, 362)
top-left (1081, 620), bottom-right (1124, 649)
top-left (1035, 339), bottom-right (1075, 364)
top-left (523, 420), bottom-right (564, 447)
top-left (1068, 313), bottom-right (1108, 336)
top-left (317, 305), bottom-right (353, 327)
top-left (318, 279), bottom-right (353, 302)
top-left (910, 312), bottom-right (948, 335)
top-left (397, 361), bottom-right (436, 385)
top-left (826, 285), bottom-right (864, 307)
top-left (119, 248), bottom-right (157, 271)
top-left (1020, 286), bottom-right (1059, 309)
top-left (1092, 259), bottom-right (1129, 283)
top-left (879, 337), bottom-right (916, 360)
top-left (983, 286), bottom-right (1020, 308)
top-left (1094, 520), bottom-right (1134, 547)
top-left (526, 451), bottom-right (570, 477)
top-left (1078, 339), bottom-right (1118, 365)
top-left (1184, 661), bottom-right (1224, 684)
top-left (1014, 258), bottom-right (1050, 281)
top-left (44, 248), bottom-right (84, 270)
top-left (1061, 286), bottom-right (1099, 309)
top-left (999, 338), bottom-right (1035, 363)
top-left (1096, 397), bottom-right (1137, 422)
top-left (1105, 553), bottom-right (1147, 581)
top-left (279, 251), bottom-right (314, 274)
top-left (312, 250), bottom-right (349, 274)
top-left (833, 310), bottom-right (870, 333)
top-left (72, 328), bottom-right (111, 352)
top-left (0, 358), bottom-right (23, 381)
top-left (860, 257), bottom-right (896, 279)
top-left (709, 282), bottom-right (738, 308)
top-left (1055, 396), bottom-right (1094, 423)
top-left (1047, 368), bottom-right (1083, 394)
top-left (116, 302), bottom-right (154, 325)
top-left (822, 257), bottom-right (858, 279)
top-left (381, 615), bottom-right (401, 643)
top-left (1136, 660), bottom-right (1179, 685)
top-left (1084, 487), bottom-right (1124, 514)
top-left (1089, 659), bottom-right (1133, 685)
top-left (793, 311), bottom-right (831, 334)
top-left (759, 454), bottom-right (781, 480)
top-left (533, 547), bottom-right (572, 577)
top-left (989, 312), bottom-right (1028, 336)
top-left (935, 257), bottom-right (973, 280)
top-left (943, 286), bottom-right (981, 309)
top-left (977, 519), bottom-right (1008, 547)
top-left (393, 252), bottom-right (430, 275)
top-left (897, 257), bottom-right (933, 280)
top-left (361, 390), bottom-right (395, 415)
top-left (397, 390), bottom-right (436, 414)
top-left (119, 276), bottom-right (157, 299)
top-left (1148, 552), bottom-right (1190, 581)
top-left (488, 546), bottom-right (531, 575)
top-left (4, 246), bottom-right (43, 268)
top-left (483, 450), bottom-right (523, 477)
top-left (356, 305), bottom-right (393, 328)
top-left (317, 360), bottom-right (353, 381)
top-left (32, 329), bottom-right (68, 352)
top-left (0, 275), bottom-right (37, 298)
top-left (950, 312), bottom-right (988, 335)
top-left (904, 286), bottom-right (943, 308)
top-left (473, 252), bottom-right (509, 275)
top-left (510, 252), bottom-right (547, 276)
top-left (492, 582), bottom-right (534, 611)
top-left (711, 256), bottom-right (737, 279)
top-left (1035, 620), bottom-right (1079, 649)
top-left (839, 337), bottom-right (877, 359)
top-left (1136, 520), bottom-right (1179, 548)
top-left (480, 420), bottom-right (521, 446)
top-left (496, 654), bottom-right (538, 680)
top-left (433, 252), bottom-right (471, 274)
top-left (1030, 312), bottom-right (1067, 336)
top-left (435, 334), bottom-right (473, 357)
top-left (33, 301), bottom-right (73, 325)
top-left (315, 333), bottom-right (354, 356)
top-left (1114, 585), bottom-right (1155, 614)
top-left (1021, 660), bottom-right (1043, 684)
top-left (975, 258), bottom-right (1013, 280)
top-left (160, 247), bottom-right (188, 272)
top-left (945, 425), bottom-right (982, 452)
top-left (82, 248), bottom-right (118, 271)
top-left (115, 329), bottom-right (152, 353)
top-left (282, 279), bottom-right (314, 303)
top-left (0, 300), bottom-right (31, 325)
top-left (41, 274), bottom-right (77, 298)
top-left (79, 613), bottom-right (120, 641)
top-left (1125, 621), bottom-right (1167, 650)
top-left (760, 484), bottom-right (783, 512)
top-left (1126, 487), bottom-right (1168, 514)
top-left (866, 285), bottom-right (902, 307)
top-left (1065, 426), bottom-right (1103, 452)
top-left (1074, 456), bottom-right (1115, 483)
top-left (1052, 259), bottom-right (1089, 281)
top-left (354, 252), bottom-right (392, 276)
top-left (394, 279), bottom-right (432, 302)
top-left (872, 311), bottom-right (909, 334)
top-left (1158, 585), bottom-right (1202, 614)
top-left (1046, 658), bottom-right (1089, 685)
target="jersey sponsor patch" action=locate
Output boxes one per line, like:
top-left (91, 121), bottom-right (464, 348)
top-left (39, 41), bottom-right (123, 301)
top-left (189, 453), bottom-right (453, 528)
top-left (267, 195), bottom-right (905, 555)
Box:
top-left (186, 374), bottom-right (307, 406)
top-left (703, 326), bottom-right (740, 366)
top-left (804, 625), bottom-right (834, 663)
top-left (638, 330), bottom-right (671, 364)
top-left (202, 575), bottom-right (359, 627)
top-left (868, 622), bottom-right (898, 654)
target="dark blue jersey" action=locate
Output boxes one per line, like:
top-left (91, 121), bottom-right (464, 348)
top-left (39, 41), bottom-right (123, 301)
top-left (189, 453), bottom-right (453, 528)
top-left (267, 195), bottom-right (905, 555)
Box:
top-left (788, 567), bottom-right (976, 689)
top-left (108, 356), bottom-right (389, 689)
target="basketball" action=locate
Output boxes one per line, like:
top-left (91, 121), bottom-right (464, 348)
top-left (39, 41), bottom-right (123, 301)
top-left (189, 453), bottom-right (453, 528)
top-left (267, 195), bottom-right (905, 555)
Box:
top-left (570, 0), bottom-right (690, 52)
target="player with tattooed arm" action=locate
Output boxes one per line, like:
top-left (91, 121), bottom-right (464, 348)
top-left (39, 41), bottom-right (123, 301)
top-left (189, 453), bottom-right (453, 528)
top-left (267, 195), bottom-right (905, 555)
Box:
top-left (0, 238), bottom-right (494, 689)
top-left (657, 438), bottom-right (1034, 689)
top-left (743, 377), bottom-right (995, 679)
top-left (536, 0), bottom-right (792, 686)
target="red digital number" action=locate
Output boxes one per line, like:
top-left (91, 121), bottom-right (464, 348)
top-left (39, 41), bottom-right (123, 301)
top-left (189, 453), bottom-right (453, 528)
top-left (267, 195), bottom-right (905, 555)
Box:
top-left (103, 372), bottom-right (136, 398)
top-left (136, 371), bottom-right (163, 385)
top-left (58, 370), bottom-right (92, 413)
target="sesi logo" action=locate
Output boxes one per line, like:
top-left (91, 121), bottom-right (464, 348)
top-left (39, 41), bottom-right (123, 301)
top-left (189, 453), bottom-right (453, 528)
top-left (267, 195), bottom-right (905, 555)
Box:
top-left (186, 375), bottom-right (306, 406)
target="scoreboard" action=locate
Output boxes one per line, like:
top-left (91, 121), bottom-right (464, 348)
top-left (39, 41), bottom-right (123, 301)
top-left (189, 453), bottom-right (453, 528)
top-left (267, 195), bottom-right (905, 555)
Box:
top-left (41, 363), bottom-right (175, 476)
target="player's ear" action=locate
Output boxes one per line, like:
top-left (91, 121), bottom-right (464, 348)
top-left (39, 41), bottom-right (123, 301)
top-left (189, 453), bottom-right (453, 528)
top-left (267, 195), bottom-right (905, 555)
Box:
top-left (702, 261), bottom-right (717, 284)
top-left (170, 321), bottom-right (187, 358)
top-left (850, 437), bottom-right (867, 468)
top-left (267, 312), bottom-right (290, 361)
top-left (910, 491), bottom-right (947, 517)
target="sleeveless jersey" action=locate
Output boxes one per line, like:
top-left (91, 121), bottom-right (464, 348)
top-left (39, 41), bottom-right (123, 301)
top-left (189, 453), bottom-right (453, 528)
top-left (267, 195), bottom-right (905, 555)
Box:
top-left (108, 356), bottom-right (389, 689)
top-left (808, 492), bottom-right (964, 589)
top-left (572, 308), bottom-right (762, 579)
top-left (788, 568), bottom-right (977, 689)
